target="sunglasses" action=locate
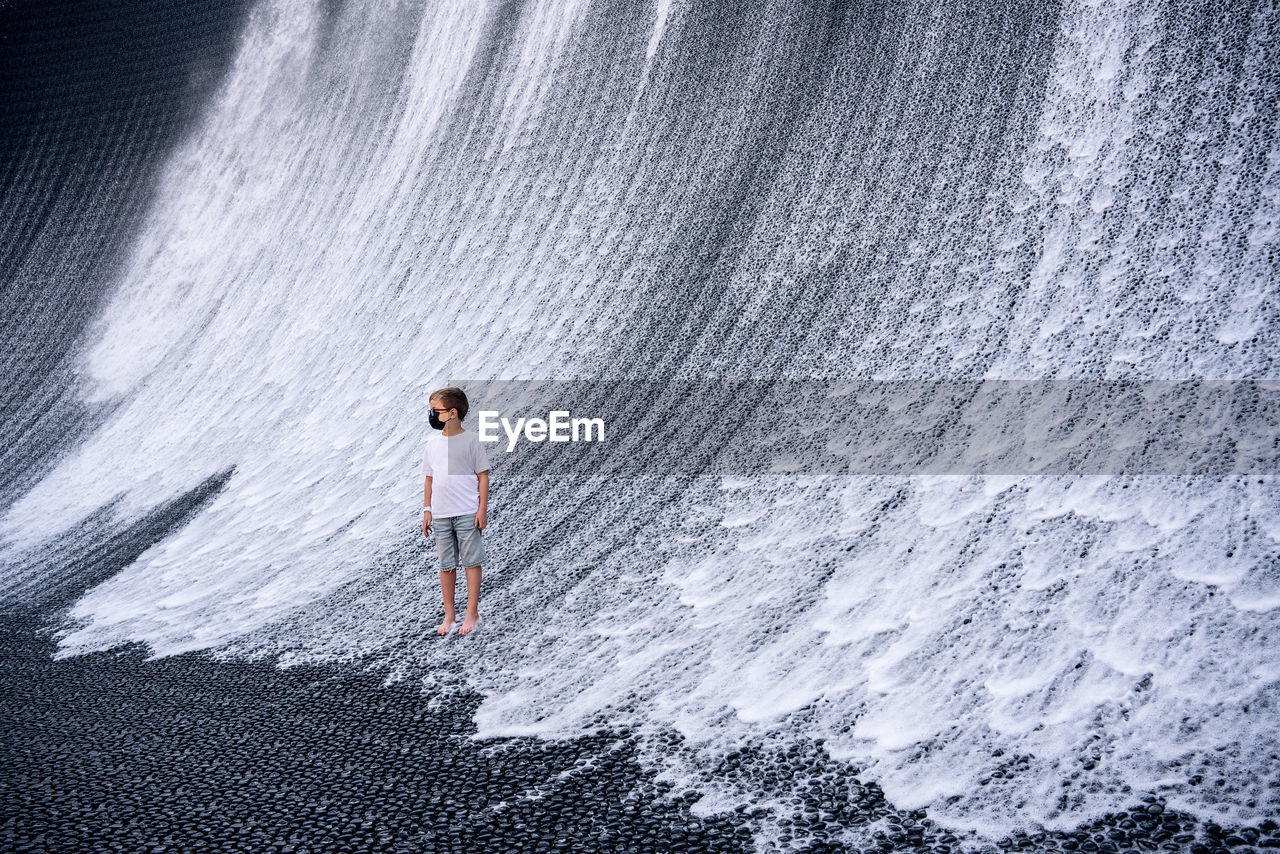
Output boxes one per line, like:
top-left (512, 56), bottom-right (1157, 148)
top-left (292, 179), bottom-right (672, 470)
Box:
top-left (431, 407), bottom-right (453, 415)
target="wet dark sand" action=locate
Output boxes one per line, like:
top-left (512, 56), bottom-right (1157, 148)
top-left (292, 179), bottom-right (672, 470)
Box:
top-left (2, 601), bottom-right (1277, 854)
top-left (0, 611), bottom-right (753, 854)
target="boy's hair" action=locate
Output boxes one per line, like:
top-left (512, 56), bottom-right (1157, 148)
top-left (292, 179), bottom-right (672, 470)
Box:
top-left (429, 387), bottom-right (469, 421)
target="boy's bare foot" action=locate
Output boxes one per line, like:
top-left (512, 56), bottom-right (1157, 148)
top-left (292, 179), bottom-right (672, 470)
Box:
top-left (436, 614), bottom-right (456, 635)
top-left (458, 612), bottom-right (480, 635)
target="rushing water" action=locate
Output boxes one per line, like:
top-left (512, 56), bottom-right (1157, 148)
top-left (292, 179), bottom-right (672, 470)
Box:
top-left (1, 0), bottom-right (1277, 847)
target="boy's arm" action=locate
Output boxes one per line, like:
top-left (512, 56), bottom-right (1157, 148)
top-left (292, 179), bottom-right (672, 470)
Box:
top-left (474, 471), bottom-right (489, 530)
top-left (474, 437), bottom-right (490, 514)
top-left (422, 475), bottom-right (432, 535)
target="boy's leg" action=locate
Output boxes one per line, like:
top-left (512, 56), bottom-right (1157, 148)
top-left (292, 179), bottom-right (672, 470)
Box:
top-left (459, 565), bottom-right (481, 635)
top-left (435, 517), bottom-right (460, 635)
top-left (456, 514), bottom-right (486, 635)
top-left (438, 568), bottom-right (457, 635)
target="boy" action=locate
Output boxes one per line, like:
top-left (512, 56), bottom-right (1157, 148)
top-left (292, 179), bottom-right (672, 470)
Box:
top-left (421, 386), bottom-right (490, 636)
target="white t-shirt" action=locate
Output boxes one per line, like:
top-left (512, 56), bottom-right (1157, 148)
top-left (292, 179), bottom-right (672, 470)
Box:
top-left (421, 429), bottom-right (490, 517)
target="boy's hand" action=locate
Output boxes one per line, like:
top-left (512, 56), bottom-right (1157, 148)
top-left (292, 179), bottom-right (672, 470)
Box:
top-left (475, 508), bottom-right (487, 530)
top-left (422, 511), bottom-right (432, 537)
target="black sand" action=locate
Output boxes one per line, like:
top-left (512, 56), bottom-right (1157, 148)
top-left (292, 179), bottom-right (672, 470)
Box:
top-left (2, 603), bottom-right (1277, 854)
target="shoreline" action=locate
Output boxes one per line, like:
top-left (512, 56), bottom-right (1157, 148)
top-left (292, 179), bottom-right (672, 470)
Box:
top-left (2, 607), bottom-right (1276, 854)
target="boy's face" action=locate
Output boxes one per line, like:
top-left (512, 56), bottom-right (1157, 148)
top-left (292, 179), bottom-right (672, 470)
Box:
top-left (430, 399), bottom-right (456, 421)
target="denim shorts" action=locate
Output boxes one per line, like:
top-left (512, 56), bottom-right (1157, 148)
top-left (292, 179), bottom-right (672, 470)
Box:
top-left (433, 512), bottom-right (486, 571)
